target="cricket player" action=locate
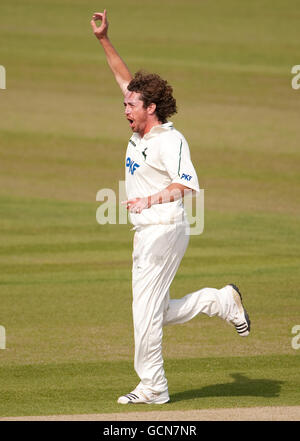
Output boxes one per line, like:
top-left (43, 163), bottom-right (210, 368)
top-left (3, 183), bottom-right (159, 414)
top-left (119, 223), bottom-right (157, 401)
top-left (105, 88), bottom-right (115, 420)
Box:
top-left (91, 10), bottom-right (251, 405)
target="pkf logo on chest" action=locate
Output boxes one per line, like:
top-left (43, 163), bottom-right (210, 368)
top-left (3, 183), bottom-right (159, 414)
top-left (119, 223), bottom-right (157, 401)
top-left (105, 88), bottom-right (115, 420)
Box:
top-left (181, 173), bottom-right (192, 181)
top-left (126, 157), bottom-right (140, 175)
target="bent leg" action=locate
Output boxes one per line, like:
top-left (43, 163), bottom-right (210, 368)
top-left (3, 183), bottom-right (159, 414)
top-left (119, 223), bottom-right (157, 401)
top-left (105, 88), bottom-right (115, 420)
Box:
top-left (163, 286), bottom-right (234, 326)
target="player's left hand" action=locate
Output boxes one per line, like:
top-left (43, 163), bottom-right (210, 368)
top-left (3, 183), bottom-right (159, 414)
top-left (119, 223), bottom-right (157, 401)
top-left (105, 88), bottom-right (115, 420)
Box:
top-left (122, 197), bottom-right (150, 214)
top-left (91, 9), bottom-right (109, 40)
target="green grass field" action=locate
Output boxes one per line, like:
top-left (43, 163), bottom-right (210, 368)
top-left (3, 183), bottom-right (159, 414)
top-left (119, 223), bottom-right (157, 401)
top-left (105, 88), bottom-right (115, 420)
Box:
top-left (0, 0), bottom-right (300, 417)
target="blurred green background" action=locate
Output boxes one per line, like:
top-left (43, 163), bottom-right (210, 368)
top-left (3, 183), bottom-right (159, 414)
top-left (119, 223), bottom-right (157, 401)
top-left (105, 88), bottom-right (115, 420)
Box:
top-left (0, 0), bottom-right (299, 417)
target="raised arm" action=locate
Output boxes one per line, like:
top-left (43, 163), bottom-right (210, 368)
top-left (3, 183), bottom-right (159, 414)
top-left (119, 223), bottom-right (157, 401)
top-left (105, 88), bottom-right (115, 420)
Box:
top-left (91, 10), bottom-right (132, 95)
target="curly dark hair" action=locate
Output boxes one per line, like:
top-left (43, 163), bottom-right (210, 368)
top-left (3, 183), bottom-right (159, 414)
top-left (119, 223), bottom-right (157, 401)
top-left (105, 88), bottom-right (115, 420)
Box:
top-left (127, 70), bottom-right (177, 123)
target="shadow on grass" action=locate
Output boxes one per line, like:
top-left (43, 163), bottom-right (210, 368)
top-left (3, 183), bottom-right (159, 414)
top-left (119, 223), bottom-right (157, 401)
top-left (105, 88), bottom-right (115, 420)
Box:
top-left (171, 373), bottom-right (284, 403)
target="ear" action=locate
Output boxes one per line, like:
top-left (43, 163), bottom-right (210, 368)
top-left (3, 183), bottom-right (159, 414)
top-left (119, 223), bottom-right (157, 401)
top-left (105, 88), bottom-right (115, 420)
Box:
top-left (147, 103), bottom-right (156, 115)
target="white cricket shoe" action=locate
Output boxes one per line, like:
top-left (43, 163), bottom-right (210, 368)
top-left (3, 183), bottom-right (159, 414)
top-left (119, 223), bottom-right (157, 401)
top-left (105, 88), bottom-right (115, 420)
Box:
top-left (117, 388), bottom-right (170, 404)
top-left (227, 284), bottom-right (251, 337)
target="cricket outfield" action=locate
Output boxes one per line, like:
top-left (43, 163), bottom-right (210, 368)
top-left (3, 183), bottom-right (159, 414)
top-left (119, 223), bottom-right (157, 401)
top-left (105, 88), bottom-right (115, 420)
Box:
top-left (0, 0), bottom-right (299, 420)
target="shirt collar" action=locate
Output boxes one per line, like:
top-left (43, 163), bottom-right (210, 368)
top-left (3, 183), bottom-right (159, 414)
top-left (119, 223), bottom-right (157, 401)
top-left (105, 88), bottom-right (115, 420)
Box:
top-left (131, 121), bottom-right (174, 142)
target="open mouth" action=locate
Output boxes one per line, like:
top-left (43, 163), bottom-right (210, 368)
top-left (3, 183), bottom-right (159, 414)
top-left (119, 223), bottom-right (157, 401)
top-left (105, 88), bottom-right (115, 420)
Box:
top-left (127, 118), bottom-right (134, 128)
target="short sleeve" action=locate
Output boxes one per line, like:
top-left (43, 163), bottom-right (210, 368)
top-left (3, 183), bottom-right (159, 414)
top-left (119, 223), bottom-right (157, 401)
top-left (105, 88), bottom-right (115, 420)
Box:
top-left (160, 133), bottom-right (200, 192)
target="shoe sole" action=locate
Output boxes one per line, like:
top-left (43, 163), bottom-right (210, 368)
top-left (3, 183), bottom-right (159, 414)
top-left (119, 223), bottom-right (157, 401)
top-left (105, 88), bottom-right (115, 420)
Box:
top-left (229, 284), bottom-right (251, 336)
top-left (118, 398), bottom-right (170, 405)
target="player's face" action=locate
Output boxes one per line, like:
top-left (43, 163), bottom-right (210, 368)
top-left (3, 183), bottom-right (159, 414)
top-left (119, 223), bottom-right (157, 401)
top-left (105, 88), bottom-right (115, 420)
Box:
top-left (124, 91), bottom-right (149, 137)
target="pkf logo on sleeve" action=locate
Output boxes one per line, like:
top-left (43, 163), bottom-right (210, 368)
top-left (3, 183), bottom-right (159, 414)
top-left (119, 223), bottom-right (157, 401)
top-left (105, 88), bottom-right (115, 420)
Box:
top-left (181, 173), bottom-right (192, 181)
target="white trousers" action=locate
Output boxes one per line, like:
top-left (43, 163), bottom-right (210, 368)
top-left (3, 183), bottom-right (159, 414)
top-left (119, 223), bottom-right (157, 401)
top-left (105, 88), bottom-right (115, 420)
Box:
top-left (132, 222), bottom-right (235, 394)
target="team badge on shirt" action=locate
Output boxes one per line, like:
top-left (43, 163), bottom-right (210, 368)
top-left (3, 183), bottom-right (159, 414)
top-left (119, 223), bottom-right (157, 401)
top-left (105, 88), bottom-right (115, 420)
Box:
top-left (142, 147), bottom-right (148, 160)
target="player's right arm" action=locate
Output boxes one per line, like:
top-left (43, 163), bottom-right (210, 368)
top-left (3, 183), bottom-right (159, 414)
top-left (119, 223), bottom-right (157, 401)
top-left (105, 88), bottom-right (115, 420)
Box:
top-left (90, 10), bottom-right (132, 95)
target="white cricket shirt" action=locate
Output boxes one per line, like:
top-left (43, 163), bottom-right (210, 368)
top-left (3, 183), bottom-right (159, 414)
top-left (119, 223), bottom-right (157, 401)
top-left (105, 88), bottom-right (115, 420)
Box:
top-left (125, 122), bottom-right (199, 226)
